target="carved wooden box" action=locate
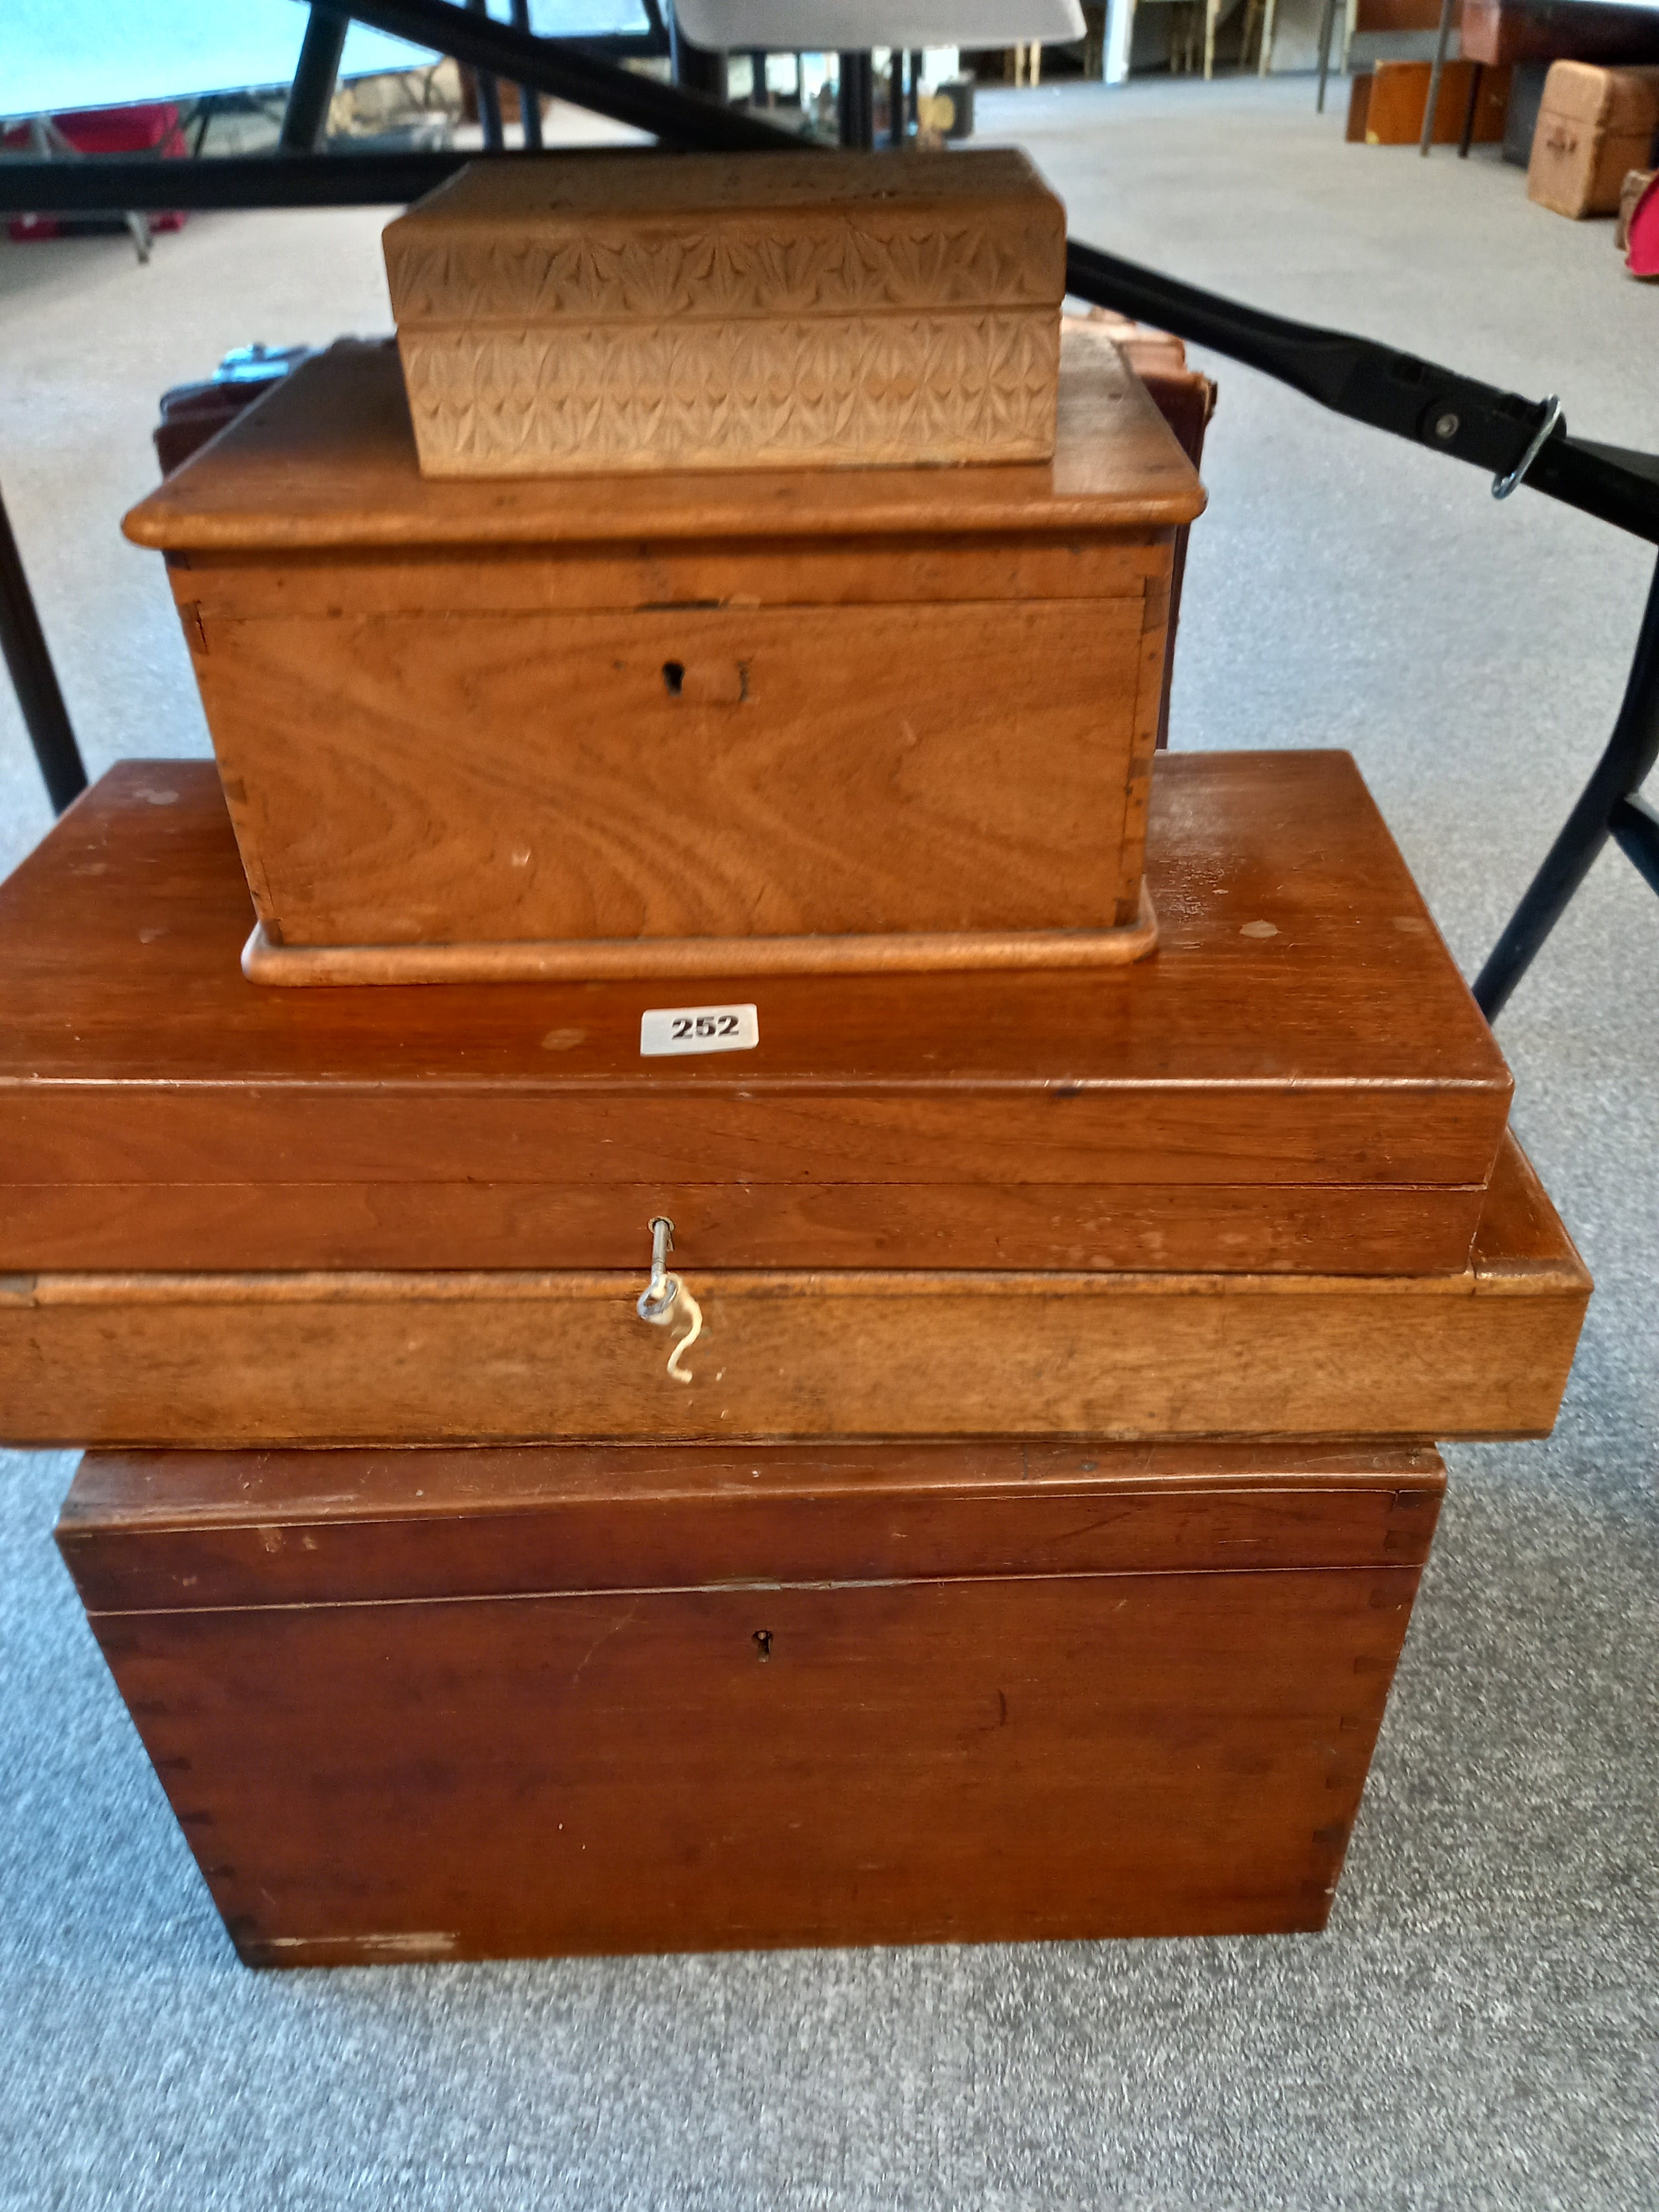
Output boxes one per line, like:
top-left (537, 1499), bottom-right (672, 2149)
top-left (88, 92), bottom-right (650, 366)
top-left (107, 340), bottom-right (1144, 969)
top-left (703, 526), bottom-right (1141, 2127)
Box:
top-left (380, 148), bottom-right (1067, 476)
top-left (59, 1437), bottom-right (1445, 1958)
top-left (121, 328), bottom-right (1204, 983)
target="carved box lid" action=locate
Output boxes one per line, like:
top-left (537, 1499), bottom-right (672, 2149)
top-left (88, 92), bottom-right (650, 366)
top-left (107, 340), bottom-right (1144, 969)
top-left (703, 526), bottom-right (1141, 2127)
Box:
top-left (380, 146), bottom-right (1067, 329)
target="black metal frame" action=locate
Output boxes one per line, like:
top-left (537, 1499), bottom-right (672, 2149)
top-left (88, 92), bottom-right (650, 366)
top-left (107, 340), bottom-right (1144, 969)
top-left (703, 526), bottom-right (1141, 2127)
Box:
top-left (279, 4), bottom-right (350, 149)
top-left (510, 0), bottom-right (546, 149)
top-left (1472, 553), bottom-right (1659, 1017)
top-left (3, 0), bottom-right (1657, 1015)
top-left (0, 149), bottom-right (506, 207)
top-left (0, 481), bottom-right (86, 813)
top-left (837, 52), bottom-right (874, 149)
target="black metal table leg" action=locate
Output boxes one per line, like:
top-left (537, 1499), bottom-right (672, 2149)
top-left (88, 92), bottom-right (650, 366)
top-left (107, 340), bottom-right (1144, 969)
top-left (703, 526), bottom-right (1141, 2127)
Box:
top-left (838, 51), bottom-right (874, 148)
top-left (1315, 0), bottom-right (1337, 113)
top-left (509, 0), bottom-right (545, 147)
top-left (280, 5), bottom-right (349, 150)
top-left (466, 0), bottom-right (506, 149)
top-left (670, 4), bottom-right (727, 100)
top-left (1458, 61), bottom-right (1481, 158)
top-left (1473, 551), bottom-right (1659, 1019)
top-left (1420, 0), bottom-right (1455, 154)
top-left (0, 481), bottom-right (87, 816)
top-left (1610, 791), bottom-right (1659, 898)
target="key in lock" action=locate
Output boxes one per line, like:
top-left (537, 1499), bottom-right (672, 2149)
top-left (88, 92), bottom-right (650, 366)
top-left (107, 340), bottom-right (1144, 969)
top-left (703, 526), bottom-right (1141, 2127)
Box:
top-left (636, 1215), bottom-right (701, 1384)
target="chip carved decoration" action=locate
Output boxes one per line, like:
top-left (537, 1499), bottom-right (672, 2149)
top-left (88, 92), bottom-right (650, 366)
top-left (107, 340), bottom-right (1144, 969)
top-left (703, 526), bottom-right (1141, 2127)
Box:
top-left (386, 212), bottom-right (1067, 325)
top-left (400, 310), bottom-right (1061, 474)
top-left (388, 181), bottom-right (1066, 474)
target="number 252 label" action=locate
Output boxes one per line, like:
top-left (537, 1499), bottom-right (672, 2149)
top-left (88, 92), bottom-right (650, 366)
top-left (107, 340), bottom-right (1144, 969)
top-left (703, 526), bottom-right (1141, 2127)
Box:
top-left (639, 1003), bottom-right (759, 1057)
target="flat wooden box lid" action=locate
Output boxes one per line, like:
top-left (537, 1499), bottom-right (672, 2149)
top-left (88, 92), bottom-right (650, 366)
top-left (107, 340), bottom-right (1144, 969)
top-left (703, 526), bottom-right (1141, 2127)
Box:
top-left (0, 749), bottom-right (1510, 1197)
top-left (387, 144), bottom-right (1058, 234)
top-left (58, 1438), bottom-right (1448, 1613)
top-left (120, 326), bottom-right (1205, 554)
top-left (382, 147), bottom-right (1065, 324)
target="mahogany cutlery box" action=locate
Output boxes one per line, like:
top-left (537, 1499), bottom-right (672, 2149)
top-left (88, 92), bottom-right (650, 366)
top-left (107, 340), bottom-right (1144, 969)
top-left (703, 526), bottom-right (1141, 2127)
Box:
top-left (0, 748), bottom-right (1513, 1295)
top-left (0, 748), bottom-right (1589, 1452)
top-left (119, 326), bottom-right (1202, 979)
top-left (0, 1127), bottom-right (1588, 1448)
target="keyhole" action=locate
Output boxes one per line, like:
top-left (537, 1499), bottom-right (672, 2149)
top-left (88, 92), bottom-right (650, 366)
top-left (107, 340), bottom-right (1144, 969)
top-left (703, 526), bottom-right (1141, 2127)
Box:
top-left (753, 1629), bottom-right (773, 1661)
top-left (662, 660), bottom-right (685, 696)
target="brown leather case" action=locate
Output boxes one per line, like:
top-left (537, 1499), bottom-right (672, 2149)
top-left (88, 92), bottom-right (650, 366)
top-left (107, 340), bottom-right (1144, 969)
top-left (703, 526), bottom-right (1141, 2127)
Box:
top-left (1463, 0), bottom-right (1659, 70)
top-left (1359, 60), bottom-right (1511, 146)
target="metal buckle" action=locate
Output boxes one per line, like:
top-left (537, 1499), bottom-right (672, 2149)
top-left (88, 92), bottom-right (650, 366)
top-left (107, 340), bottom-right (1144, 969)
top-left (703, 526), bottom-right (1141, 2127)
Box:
top-left (1493, 397), bottom-right (1563, 501)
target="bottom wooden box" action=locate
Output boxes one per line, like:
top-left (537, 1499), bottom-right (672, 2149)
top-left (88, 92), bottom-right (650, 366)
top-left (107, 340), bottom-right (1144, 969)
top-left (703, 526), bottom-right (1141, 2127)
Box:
top-left (58, 1436), bottom-right (1445, 1964)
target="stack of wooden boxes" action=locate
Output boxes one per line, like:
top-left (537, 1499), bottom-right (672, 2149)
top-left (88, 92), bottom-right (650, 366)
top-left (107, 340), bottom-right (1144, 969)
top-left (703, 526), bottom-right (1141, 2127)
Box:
top-left (0, 152), bottom-right (1588, 1966)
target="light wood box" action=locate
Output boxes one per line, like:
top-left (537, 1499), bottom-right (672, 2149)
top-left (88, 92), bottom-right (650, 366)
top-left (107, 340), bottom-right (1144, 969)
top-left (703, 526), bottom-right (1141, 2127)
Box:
top-left (120, 329), bottom-right (1203, 980)
top-left (380, 149), bottom-right (1067, 477)
top-left (58, 1436), bottom-right (1444, 1960)
top-left (0, 752), bottom-right (1514, 1280)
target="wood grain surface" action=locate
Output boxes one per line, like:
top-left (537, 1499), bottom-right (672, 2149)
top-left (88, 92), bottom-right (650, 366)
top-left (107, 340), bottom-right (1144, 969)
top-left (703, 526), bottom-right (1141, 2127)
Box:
top-left (136, 333), bottom-right (1188, 957)
top-left (0, 1137), bottom-right (1588, 1448)
top-left (0, 750), bottom-right (1512, 1275)
top-left (61, 1436), bottom-right (1439, 1959)
top-left (191, 592), bottom-right (1162, 947)
top-left (59, 1437), bottom-right (1446, 1611)
top-left (172, 536), bottom-right (1172, 619)
top-left (0, 1175), bottom-right (1486, 1276)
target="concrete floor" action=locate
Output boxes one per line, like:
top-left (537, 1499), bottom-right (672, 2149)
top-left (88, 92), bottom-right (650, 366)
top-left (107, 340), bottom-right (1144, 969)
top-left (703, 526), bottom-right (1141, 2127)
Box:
top-left (2, 77), bottom-right (1657, 2212)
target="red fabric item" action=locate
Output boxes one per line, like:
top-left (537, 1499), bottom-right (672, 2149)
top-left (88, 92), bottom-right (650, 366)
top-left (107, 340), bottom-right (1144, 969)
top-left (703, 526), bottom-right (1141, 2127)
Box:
top-left (1629, 173), bottom-right (1659, 276)
top-left (54, 103), bottom-right (183, 154)
top-left (4, 103), bottom-right (187, 242)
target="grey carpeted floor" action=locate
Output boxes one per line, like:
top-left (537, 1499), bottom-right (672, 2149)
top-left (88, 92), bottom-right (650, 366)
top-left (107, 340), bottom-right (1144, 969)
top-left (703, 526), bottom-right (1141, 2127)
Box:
top-left (2, 77), bottom-right (1656, 2212)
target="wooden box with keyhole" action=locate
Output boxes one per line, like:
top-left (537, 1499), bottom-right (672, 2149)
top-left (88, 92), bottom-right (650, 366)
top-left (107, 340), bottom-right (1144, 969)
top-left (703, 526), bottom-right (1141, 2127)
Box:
top-left (0, 750), bottom-right (1520, 1281)
top-left (56, 1436), bottom-right (1444, 1961)
top-left (121, 327), bottom-right (1204, 984)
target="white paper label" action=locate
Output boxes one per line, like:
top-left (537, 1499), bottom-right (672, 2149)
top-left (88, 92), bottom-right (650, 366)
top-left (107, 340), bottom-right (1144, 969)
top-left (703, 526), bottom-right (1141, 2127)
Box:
top-left (639, 1002), bottom-right (759, 1057)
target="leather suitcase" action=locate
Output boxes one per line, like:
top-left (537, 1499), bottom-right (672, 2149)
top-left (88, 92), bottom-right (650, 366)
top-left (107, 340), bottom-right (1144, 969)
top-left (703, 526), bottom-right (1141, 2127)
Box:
top-left (1463, 0), bottom-right (1659, 69)
top-left (1354, 61), bottom-right (1511, 147)
top-left (56, 1434), bottom-right (1446, 1960)
top-left (0, 749), bottom-right (1512, 1282)
top-left (1527, 62), bottom-right (1659, 217)
top-left (121, 327), bottom-right (1201, 981)
top-left (0, 1133), bottom-right (1589, 1447)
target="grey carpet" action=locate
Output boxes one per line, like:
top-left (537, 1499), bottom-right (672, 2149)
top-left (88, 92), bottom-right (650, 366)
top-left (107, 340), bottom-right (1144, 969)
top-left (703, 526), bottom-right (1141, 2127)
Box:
top-left (2, 78), bottom-right (1656, 2211)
